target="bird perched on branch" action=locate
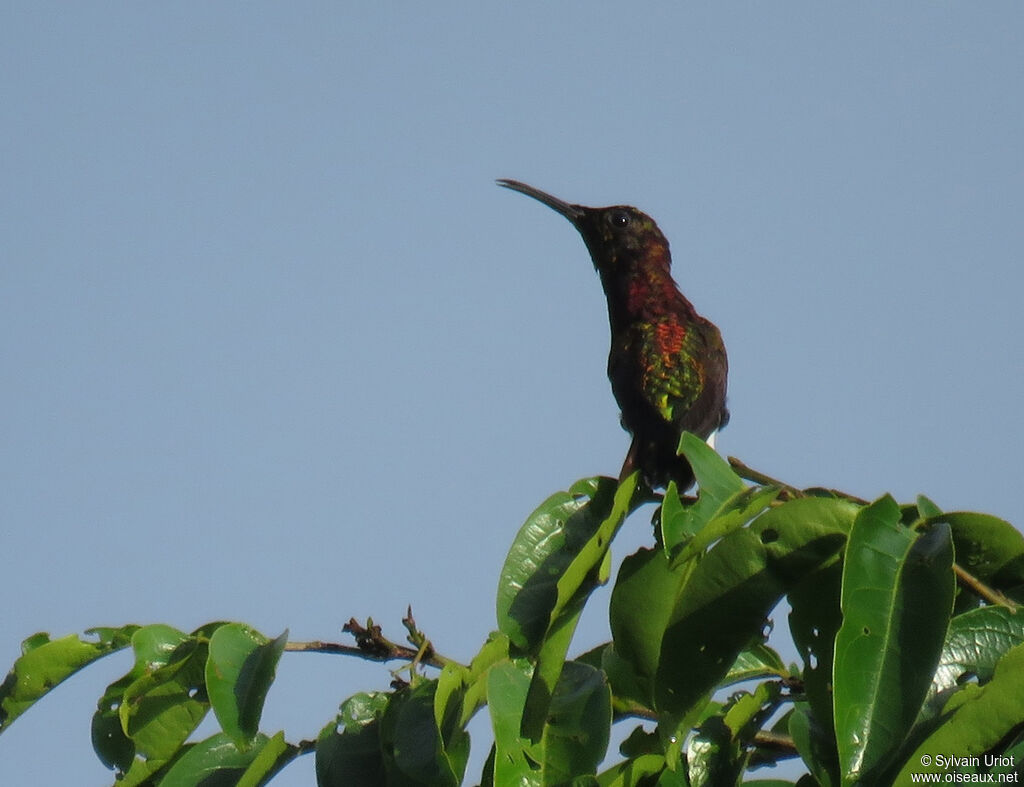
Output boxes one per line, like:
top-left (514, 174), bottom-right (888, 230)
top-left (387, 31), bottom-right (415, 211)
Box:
top-left (497, 179), bottom-right (728, 491)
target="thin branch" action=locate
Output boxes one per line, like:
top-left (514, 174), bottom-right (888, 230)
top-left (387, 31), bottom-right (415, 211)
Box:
top-left (727, 457), bottom-right (869, 505)
top-left (283, 616), bottom-right (461, 672)
top-left (615, 706), bottom-right (798, 756)
top-left (283, 639), bottom-right (387, 658)
top-left (953, 563), bottom-right (1020, 610)
top-left (752, 729), bottom-right (797, 754)
top-left (729, 457), bottom-right (1018, 611)
top-left (727, 457), bottom-right (803, 500)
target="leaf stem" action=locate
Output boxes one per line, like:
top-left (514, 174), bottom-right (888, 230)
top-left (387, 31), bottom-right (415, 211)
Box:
top-left (952, 563), bottom-right (1020, 610)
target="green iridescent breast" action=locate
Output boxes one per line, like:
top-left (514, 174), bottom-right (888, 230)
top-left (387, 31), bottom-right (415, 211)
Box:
top-left (638, 322), bottom-right (704, 424)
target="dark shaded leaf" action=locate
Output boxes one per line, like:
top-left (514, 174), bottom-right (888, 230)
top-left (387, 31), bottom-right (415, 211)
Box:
top-left (789, 705), bottom-right (835, 787)
top-left (787, 561), bottom-right (843, 785)
top-left (315, 692), bottom-right (389, 787)
top-left (940, 512), bottom-right (1024, 593)
top-left (382, 681), bottom-right (460, 786)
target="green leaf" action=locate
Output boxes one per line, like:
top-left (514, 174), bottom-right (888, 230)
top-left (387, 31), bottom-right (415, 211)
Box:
top-left (925, 605), bottom-right (1024, 715)
top-left (656, 497), bottom-right (852, 714)
top-left (678, 431), bottom-right (744, 496)
top-left (610, 547), bottom-right (692, 705)
top-left (894, 643), bottom-right (1024, 782)
top-left (486, 659), bottom-right (610, 786)
top-left (660, 482), bottom-right (688, 542)
top-left (687, 682), bottom-right (777, 786)
top-left (915, 495), bottom-right (943, 519)
top-left (498, 477), bottom-right (610, 651)
top-left (382, 681), bottom-right (461, 786)
top-left (459, 632), bottom-right (510, 726)
top-left (787, 561), bottom-right (843, 785)
top-left (206, 624), bottom-right (287, 747)
top-left (521, 599), bottom-right (585, 741)
top-left (687, 716), bottom-right (734, 786)
top-left (96, 622), bottom-right (215, 779)
top-left (157, 731), bottom-right (288, 787)
top-left (603, 647), bottom-right (653, 715)
top-left (435, 662), bottom-right (471, 733)
top-left (668, 485), bottom-right (780, 569)
top-left (990, 733), bottom-right (1024, 775)
top-left (91, 624), bottom-right (194, 772)
top-left (0, 626), bottom-right (133, 733)
top-left (533, 661), bottom-right (611, 785)
top-left (575, 642), bottom-right (650, 716)
top-left (117, 628), bottom-right (209, 762)
top-left (722, 642), bottom-right (788, 687)
top-left (833, 496), bottom-right (955, 784)
top-left (497, 474), bottom-right (641, 657)
top-left (114, 753), bottom-right (176, 786)
top-left (618, 725), bottom-right (663, 758)
top-left (433, 664), bottom-right (472, 782)
top-left (789, 705), bottom-right (835, 787)
top-left (236, 730), bottom-right (299, 787)
top-left (498, 474), bottom-right (638, 743)
top-left (939, 512), bottom-right (1024, 591)
top-left (661, 433), bottom-right (745, 548)
top-left (596, 753), bottom-right (666, 786)
top-left (487, 660), bottom-right (539, 786)
top-left (316, 692), bottom-right (390, 787)
top-left (612, 498), bottom-right (852, 717)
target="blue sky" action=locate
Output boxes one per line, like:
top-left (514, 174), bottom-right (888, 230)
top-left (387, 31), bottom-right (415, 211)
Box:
top-left (2, 4), bottom-right (1022, 784)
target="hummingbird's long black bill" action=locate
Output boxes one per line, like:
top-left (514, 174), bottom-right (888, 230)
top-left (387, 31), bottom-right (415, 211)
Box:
top-left (496, 179), bottom-right (585, 222)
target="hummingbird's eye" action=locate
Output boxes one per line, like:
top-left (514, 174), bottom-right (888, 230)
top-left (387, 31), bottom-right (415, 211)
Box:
top-left (610, 210), bottom-right (631, 228)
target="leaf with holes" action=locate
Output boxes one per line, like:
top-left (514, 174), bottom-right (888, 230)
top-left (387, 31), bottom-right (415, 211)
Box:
top-left (0, 626), bottom-right (134, 734)
top-left (833, 497), bottom-right (954, 784)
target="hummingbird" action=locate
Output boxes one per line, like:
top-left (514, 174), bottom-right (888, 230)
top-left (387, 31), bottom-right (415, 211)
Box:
top-left (497, 179), bottom-right (728, 491)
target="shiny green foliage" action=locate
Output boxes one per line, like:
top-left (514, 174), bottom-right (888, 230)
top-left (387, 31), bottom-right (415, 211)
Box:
top-left (833, 497), bottom-right (954, 783)
top-left (206, 624), bottom-right (289, 748)
top-left (0, 626), bottom-right (135, 733)
top-left (1, 622), bottom-right (292, 784)
top-left (2, 437), bottom-right (1022, 785)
